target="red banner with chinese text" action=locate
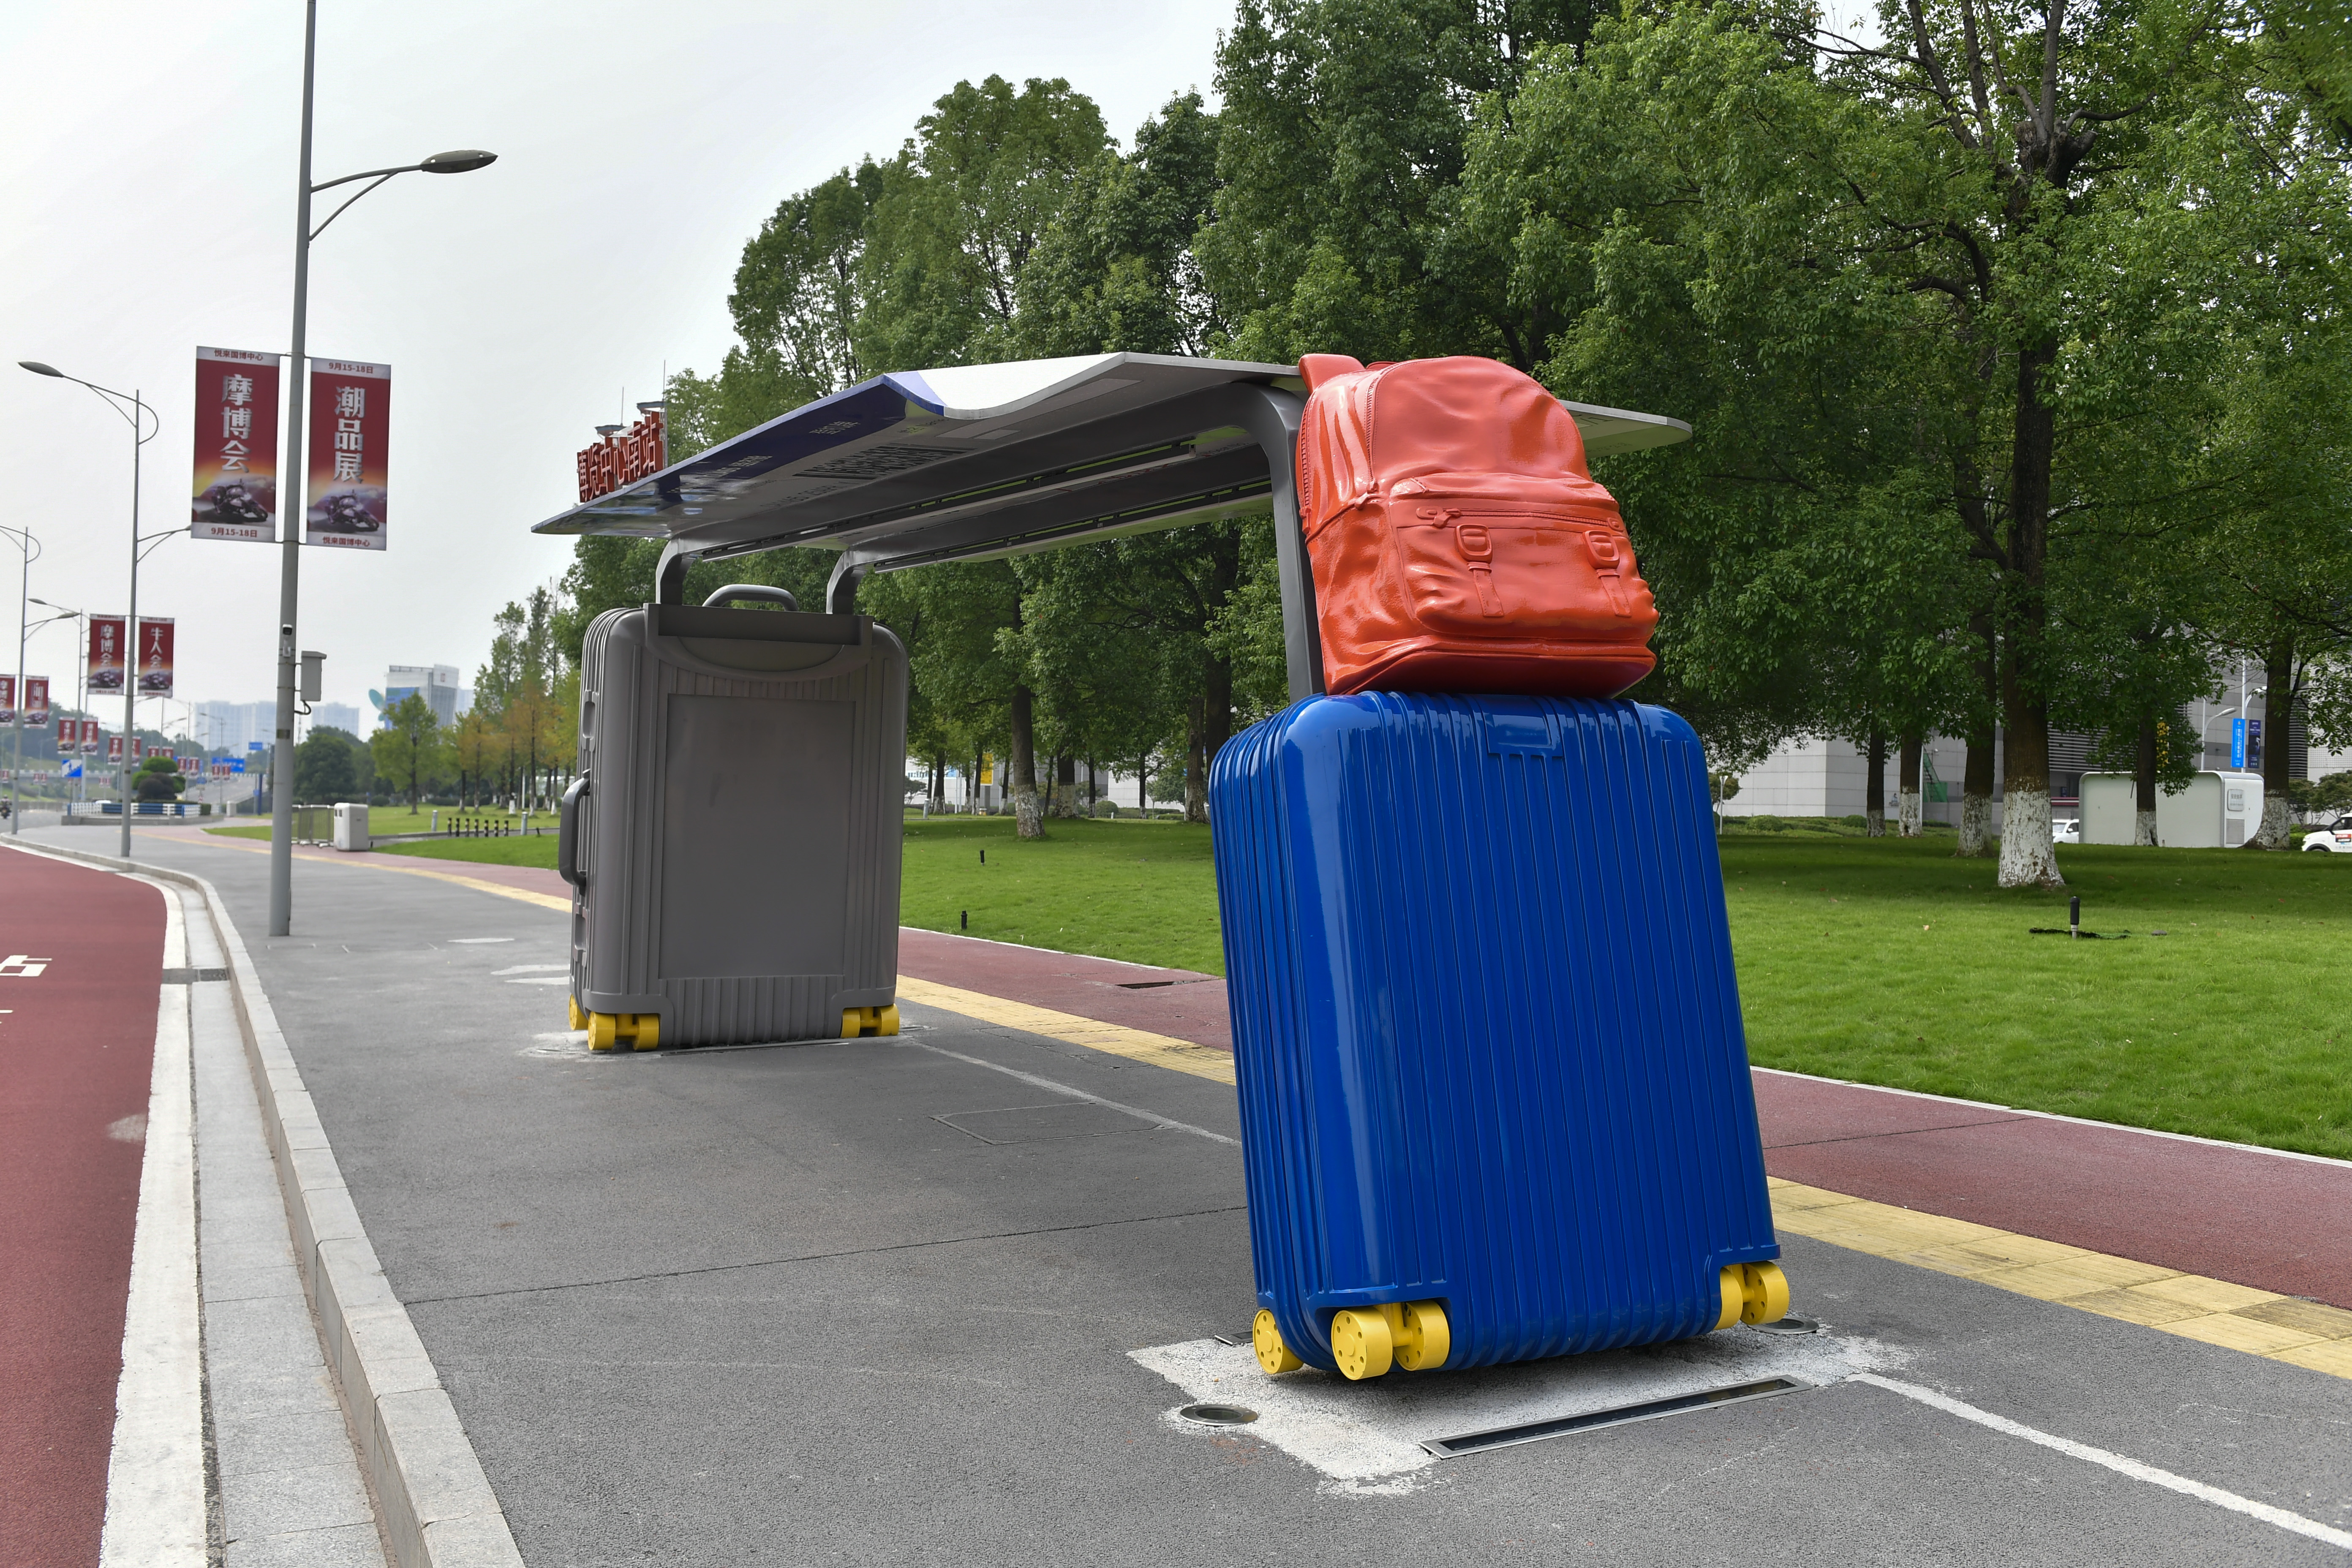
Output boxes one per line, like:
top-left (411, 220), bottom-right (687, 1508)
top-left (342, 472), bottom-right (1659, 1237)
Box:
top-left (136, 618), bottom-right (174, 697)
top-left (306, 359), bottom-right (390, 549)
top-left (81, 719), bottom-right (102, 755)
top-left (89, 616), bottom-right (127, 695)
top-left (193, 347), bottom-right (281, 542)
top-left (24, 677), bottom-right (48, 728)
top-left (0, 676), bottom-right (13, 726)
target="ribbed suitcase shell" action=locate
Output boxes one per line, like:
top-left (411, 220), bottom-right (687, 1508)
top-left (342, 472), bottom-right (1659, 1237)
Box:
top-left (570, 604), bottom-right (907, 1044)
top-left (1209, 692), bottom-right (1778, 1372)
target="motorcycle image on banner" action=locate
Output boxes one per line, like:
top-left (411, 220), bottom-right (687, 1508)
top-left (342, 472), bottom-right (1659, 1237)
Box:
top-left (306, 357), bottom-right (391, 550)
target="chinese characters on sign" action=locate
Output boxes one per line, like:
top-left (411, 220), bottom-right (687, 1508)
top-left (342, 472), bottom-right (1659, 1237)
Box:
top-left (0, 677), bottom-right (13, 726)
top-left (137, 618), bottom-right (174, 698)
top-left (575, 405), bottom-right (666, 502)
top-left (24, 678), bottom-right (46, 729)
top-left (306, 359), bottom-right (391, 550)
top-left (88, 616), bottom-right (127, 694)
top-left (192, 347), bottom-right (282, 542)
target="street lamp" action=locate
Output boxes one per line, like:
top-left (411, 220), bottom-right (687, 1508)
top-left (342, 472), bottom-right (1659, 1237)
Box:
top-left (268, 0), bottom-right (495, 935)
top-left (29, 597), bottom-right (86, 807)
top-left (1, 523), bottom-right (36, 834)
top-left (18, 361), bottom-right (163, 858)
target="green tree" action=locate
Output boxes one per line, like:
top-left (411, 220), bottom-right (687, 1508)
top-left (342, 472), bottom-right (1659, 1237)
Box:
top-left (132, 753), bottom-right (184, 801)
top-left (293, 725), bottom-right (360, 803)
top-left (370, 693), bottom-right (445, 808)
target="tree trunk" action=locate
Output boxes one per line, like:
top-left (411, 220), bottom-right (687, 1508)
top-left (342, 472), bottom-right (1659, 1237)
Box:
top-left (1995, 338), bottom-right (2063, 889)
top-left (1897, 731), bottom-right (1923, 837)
top-left (2256, 639), bottom-right (2295, 849)
top-left (1864, 728), bottom-right (1888, 837)
top-left (1010, 684), bottom-right (1043, 839)
top-left (1958, 607), bottom-right (1997, 858)
top-left (1138, 751), bottom-right (1150, 813)
top-left (1049, 754), bottom-right (1078, 818)
top-left (1183, 694), bottom-right (1209, 824)
top-left (2134, 716), bottom-right (2160, 846)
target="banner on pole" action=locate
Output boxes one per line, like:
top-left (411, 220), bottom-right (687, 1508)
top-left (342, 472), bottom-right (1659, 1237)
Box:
top-left (89, 615), bottom-right (127, 694)
top-left (193, 346), bottom-right (282, 542)
top-left (24, 678), bottom-right (47, 728)
top-left (0, 676), bottom-right (13, 725)
top-left (136, 618), bottom-right (174, 697)
top-left (108, 735), bottom-right (123, 762)
top-left (306, 358), bottom-right (390, 549)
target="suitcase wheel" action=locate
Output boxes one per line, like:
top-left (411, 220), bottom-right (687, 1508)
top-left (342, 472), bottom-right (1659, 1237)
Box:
top-left (1252, 1309), bottom-right (1304, 1375)
top-left (1330, 1308), bottom-right (1395, 1380)
top-left (566, 996), bottom-right (586, 1032)
top-left (839, 1004), bottom-right (901, 1039)
top-left (1393, 1299), bottom-right (1451, 1372)
top-left (1718, 1262), bottom-right (1791, 1328)
top-left (585, 1012), bottom-right (659, 1052)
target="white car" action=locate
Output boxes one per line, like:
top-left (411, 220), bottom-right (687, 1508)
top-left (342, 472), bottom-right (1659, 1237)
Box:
top-left (2053, 818), bottom-right (2081, 844)
top-left (2303, 817), bottom-right (2352, 853)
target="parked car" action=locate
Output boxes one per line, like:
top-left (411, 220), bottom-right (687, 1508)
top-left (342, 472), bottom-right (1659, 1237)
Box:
top-left (2053, 818), bottom-right (2081, 844)
top-left (2303, 816), bottom-right (2352, 854)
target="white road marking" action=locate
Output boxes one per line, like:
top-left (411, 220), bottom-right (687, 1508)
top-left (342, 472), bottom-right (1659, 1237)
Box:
top-left (1853, 1373), bottom-right (2352, 1553)
top-left (504, 976), bottom-right (572, 985)
top-left (99, 879), bottom-right (206, 1566)
top-left (449, 937), bottom-right (516, 944)
top-left (492, 963), bottom-right (569, 975)
top-left (1134, 1328), bottom-right (1886, 1495)
top-left (1, 953), bottom-right (53, 976)
top-left (898, 1037), bottom-right (1239, 1146)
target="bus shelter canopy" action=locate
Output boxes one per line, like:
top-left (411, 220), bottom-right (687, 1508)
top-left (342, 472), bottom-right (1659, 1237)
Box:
top-left (532, 352), bottom-right (1691, 700)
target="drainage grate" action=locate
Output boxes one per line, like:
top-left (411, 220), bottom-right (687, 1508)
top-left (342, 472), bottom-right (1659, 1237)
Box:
top-left (159, 967), bottom-right (231, 985)
top-left (1420, 1377), bottom-right (1810, 1458)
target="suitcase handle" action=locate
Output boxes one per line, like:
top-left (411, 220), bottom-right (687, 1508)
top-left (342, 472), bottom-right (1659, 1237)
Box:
top-left (702, 584), bottom-right (799, 611)
top-left (558, 773), bottom-right (589, 890)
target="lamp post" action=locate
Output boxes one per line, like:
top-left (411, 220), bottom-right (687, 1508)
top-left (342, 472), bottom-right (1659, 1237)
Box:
top-left (29, 598), bottom-right (85, 807)
top-left (16, 363), bottom-right (158, 858)
top-left (267, 0), bottom-right (495, 936)
top-left (1, 524), bottom-right (34, 833)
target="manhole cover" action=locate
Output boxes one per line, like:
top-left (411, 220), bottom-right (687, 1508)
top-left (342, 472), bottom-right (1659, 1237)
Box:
top-left (1747, 1315), bottom-right (1819, 1336)
top-left (1178, 1403), bottom-right (1258, 1426)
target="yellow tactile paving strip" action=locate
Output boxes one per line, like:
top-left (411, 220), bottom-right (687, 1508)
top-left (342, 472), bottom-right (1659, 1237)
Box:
top-left (894, 976), bottom-right (1236, 1086)
top-left (1771, 1177), bottom-right (2352, 1380)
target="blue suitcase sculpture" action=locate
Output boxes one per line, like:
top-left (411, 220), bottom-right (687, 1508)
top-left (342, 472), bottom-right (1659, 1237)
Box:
top-left (1209, 692), bottom-right (1788, 1380)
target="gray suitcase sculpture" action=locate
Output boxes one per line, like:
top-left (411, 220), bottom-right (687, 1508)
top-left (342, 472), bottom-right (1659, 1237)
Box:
top-left (562, 586), bottom-right (909, 1049)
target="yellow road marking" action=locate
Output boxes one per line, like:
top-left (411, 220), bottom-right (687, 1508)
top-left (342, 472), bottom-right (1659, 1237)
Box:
top-left (893, 976), bottom-right (1235, 1086)
top-left (165, 830), bottom-right (571, 913)
top-left (1771, 1178), bottom-right (2352, 1381)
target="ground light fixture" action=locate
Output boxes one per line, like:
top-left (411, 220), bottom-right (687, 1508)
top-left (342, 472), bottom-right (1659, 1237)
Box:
top-left (267, 0), bottom-right (498, 937)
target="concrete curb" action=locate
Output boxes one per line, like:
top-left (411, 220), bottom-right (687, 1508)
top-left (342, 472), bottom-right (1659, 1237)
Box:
top-left (7, 841), bottom-right (526, 1568)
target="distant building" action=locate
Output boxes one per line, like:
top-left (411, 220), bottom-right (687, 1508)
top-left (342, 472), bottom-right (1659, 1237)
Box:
top-left (194, 700), bottom-right (275, 754)
top-left (312, 702), bottom-right (362, 736)
top-left (372, 665), bottom-right (471, 730)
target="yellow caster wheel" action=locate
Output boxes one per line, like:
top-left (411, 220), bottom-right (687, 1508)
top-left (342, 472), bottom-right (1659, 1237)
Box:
top-left (1718, 1261), bottom-right (1791, 1326)
top-left (1393, 1300), bottom-right (1451, 1371)
top-left (629, 1013), bottom-right (660, 1051)
top-left (874, 1004), bottom-right (900, 1037)
top-left (840, 1004), bottom-right (898, 1038)
top-left (841, 1007), bottom-right (863, 1038)
top-left (586, 1012), bottom-right (619, 1052)
top-left (1740, 1260), bottom-right (1790, 1324)
top-left (1252, 1309), bottom-right (1302, 1375)
top-left (1330, 1307), bottom-right (1394, 1381)
top-left (566, 995), bottom-right (586, 1031)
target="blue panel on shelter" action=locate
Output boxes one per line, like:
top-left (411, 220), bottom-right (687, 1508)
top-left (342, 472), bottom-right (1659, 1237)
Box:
top-left (1209, 693), bottom-right (1778, 1373)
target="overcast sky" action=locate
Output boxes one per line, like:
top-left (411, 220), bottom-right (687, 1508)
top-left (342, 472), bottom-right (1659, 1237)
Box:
top-left (0, 0), bottom-right (1234, 729)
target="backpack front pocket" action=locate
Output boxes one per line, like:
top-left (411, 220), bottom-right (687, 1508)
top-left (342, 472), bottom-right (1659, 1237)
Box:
top-left (1389, 502), bottom-right (1640, 639)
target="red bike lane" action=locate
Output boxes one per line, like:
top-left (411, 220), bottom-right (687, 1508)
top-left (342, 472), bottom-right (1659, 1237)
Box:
top-left (0, 848), bottom-right (165, 1568)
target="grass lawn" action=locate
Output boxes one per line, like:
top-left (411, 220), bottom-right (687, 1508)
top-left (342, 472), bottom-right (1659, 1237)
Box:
top-left (210, 808), bottom-right (2352, 1157)
top-left (206, 806), bottom-right (532, 845)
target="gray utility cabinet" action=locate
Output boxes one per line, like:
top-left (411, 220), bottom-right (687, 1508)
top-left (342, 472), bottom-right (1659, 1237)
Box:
top-left (564, 602), bottom-right (908, 1048)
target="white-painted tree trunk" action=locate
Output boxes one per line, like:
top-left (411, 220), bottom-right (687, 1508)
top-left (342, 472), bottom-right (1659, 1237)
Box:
top-left (2255, 795), bottom-right (2292, 849)
top-left (1897, 787), bottom-right (1922, 837)
top-left (2134, 808), bottom-right (2158, 847)
top-left (1957, 792), bottom-right (1992, 857)
top-left (1996, 787), bottom-right (2064, 887)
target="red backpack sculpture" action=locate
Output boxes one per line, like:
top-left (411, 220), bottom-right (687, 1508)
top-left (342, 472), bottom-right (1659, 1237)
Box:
top-left (1296, 354), bottom-right (1659, 698)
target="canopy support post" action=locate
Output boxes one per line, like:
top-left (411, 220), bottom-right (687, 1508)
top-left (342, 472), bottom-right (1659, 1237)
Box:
top-left (1229, 385), bottom-right (1323, 703)
top-left (654, 540), bottom-right (697, 606)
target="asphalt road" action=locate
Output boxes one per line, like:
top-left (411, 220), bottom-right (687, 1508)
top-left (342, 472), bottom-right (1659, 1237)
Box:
top-left (60, 828), bottom-right (2352, 1566)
